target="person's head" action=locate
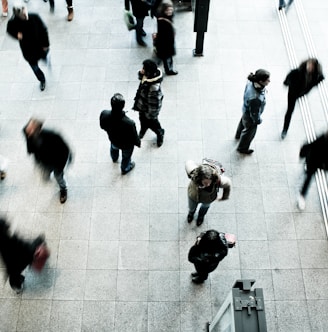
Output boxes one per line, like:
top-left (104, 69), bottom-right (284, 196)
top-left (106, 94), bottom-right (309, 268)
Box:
top-left (142, 59), bottom-right (158, 79)
top-left (24, 118), bottom-right (43, 138)
top-left (110, 93), bottom-right (125, 112)
top-left (301, 58), bottom-right (321, 74)
top-left (13, 3), bottom-right (28, 20)
top-left (199, 230), bottom-right (227, 253)
top-left (159, 0), bottom-right (174, 17)
top-left (248, 69), bottom-right (271, 87)
top-left (191, 164), bottom-right (218, 188)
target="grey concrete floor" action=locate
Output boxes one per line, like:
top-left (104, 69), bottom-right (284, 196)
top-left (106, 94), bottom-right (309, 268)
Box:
top-left (0, 0), bottom-right (328, 331)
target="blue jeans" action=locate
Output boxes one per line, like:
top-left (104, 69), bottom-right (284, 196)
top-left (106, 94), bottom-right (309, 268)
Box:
top-left (43, 168), bottom-right (67, 191)
top-left (188, 196), bottom-right (211, 218)
top-left (110, 144), bottom-right (134, 173)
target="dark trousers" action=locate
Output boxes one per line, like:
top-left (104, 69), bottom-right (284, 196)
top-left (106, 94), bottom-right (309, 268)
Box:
top-left (28, 62), bottom-right (45, 83)
top-left (139, 112), bottom-right (163, 137)
top-left (110, 144), bottom-right (134, 173)
top-left (300, 169), bottom-right (315, 197)
top-left (194, 262), bottom-right (218, 281)
top-left (135, 17), bottom-right (145, 43)
top-left (283, 92), bottom-right (298, 132)
top-left (236, 117), bottom-right (258, 151)
top-left (162, 56), bottom-right (174, 73)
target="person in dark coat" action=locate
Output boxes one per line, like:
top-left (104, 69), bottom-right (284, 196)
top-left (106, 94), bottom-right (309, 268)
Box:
top-left (133, 59), bottom-right (165, 147)
top-left (297, 131), bottom-right (328, 210)
top-left (155, 1), bottom-right (178, 75)
top-left (23, 118), bottom-right (71, 203)
top-left (100, 93), bottom-right (141, 175)
top-left (281, 58), bottom-right (324, 139)
top-left (7, 4), bottom-right (50, 91)
top-left (125, 0), bottom-right (150, 46)
top-left (0, 218), bottom-right (45, 293)
top-left (188, 230), bottom-right (228, 284)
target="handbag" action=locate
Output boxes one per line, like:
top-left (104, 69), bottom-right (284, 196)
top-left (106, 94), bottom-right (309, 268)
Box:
top-left (31, 243), bottom-right (50, 272)
top-left (123, 10), bottom-right (135, 31)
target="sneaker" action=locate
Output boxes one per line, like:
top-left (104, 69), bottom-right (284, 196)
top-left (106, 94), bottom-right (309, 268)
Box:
top-left (60, 189), bottom-right (67, 204)
top-left (297, 195), bottom-right (306, 210)
top-left (40, 81), bottom-right (46, 91)
top-left (122, 161), bottom-right (135, 175)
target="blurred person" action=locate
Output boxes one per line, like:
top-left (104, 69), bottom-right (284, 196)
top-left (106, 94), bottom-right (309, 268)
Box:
top-left (0, 218), bottom-right (46, 293)
top-left (281, 58), bottom-right (324, 139)
top-left (125, 0), bottom-right (150, 46)
top-left (100, 93), bottom-right (141, 175)
top-left (188, 230), bottom-right (229, 284)
top-left (7, 3), bottom-right (50, 91)
top-left (45, 0), bottom-right (74, 21)
top-left (279, 0), bottom-right (293, 10)
top-left (155, 0), bottom-right (178, 75)
top-left (297, 131), bottom-right (328, 210)
top-left (133, 59), bottom-right (165, 147)
top-left (2, 0), bottom-right (8, 16)
top-left (23, 118), bottom-right (72, 204)
top-left (235, 69), bottom-right (271, 154)
top-left (185, 160), bottom-right (231, 226)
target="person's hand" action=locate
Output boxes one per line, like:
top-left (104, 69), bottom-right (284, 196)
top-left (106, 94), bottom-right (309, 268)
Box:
top-left (17, 32), bottom-right (23, 40)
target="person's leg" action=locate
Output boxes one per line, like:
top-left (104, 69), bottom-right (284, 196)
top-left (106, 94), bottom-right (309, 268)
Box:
top-left (237, 119), bottom-right (257, 153)
top-left (48, 0), bottom-right (54, 12)
top-left (196, 202), bottom-right (211, 226)
top-left (300, 170), bottom-right (315, 198)
top-left (53, 169), bottom-right (67, 203)
top-left (121, 146), bottom-right (135, 174)
top-left (139, 112), bottom-right (149, 138)
top-left (66, 0), bottom-right (74, 21)
top-left (148, 119), bottom-right (165, 147)
top-left (163, 56), bottom-right (177, 75)
top-left (193, 263), bottom-right (209, 283)
top-left (28, 61), bottom-right (46, 90)
top-left (110, 143), bottom-right (119, 162)
top-left (9, 274), bottom-right (25, 293)
top-left (235, 118), bottom-right (244, 139)
top-left (282, 92), bottom-right (297, 136)
top-left (135, 17), bottom-right (146, 45)
top-left (188, 196), bottom-right (198, 222)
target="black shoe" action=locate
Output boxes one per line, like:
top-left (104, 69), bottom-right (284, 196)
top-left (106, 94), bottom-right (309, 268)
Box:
top-left (141, 29), bottom-right (147, 37)
top-left (112, 158), bottom-right (118, 163)
top-left (235, 134), bottom-right (240, 140)
top-left (157, 129), bottom-right (165, 147)
top-left (137, 40), bottom-right (147, 47)
top-left (191, 272), bottom-right (198, 277)
top-left (192, 276), bottom-right (205, 284)
top-left (166, 70), bottom-right (178, 75)
top-left (122, 161), bottom-right (135, 175)
top-left (237, 149), bottom-right (254, 154)
top-left (196, 216), bottom-right (204, 226)
top-left (40, 81), bottom-right (46, 91)
top-left (187, 213), bottom-right (194, 223)
top-left (281, 130), bottom-right (287, 139)
top-left (60, 189), bottom-right (67, 204)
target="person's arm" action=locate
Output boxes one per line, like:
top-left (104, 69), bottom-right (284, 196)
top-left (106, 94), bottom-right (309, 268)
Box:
top-left (218, 175), bottom-right (231, 200)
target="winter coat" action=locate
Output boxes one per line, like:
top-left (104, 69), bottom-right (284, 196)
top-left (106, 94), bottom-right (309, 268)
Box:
top-left (284, 68), bottom-right (324, 98)
top-left (125, 0), bottom-right (150, 18)
top-left (155, 16), bottom-right (176, 58)
top-left (300, 132), bottom-right (328, 173)
top-left (23, 128), bottom-right (71, 171)
top-left (7, 13), bottom-right (49, 63)
top-left (99, 109), bottom-right (141, 149)
top-left (242, 81), bottom-right (267, 125)
top-left (188, 231), bottom-right (228, 273)
top-left (133, 69), bottom-right (164, 119)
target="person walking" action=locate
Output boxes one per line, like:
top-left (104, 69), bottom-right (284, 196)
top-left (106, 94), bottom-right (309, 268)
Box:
top-left (0, 218), bottom-right (46, 293)
top-left (100, 93), bottom-right (141, 175)
top-left (185, 160), bottom-right (231, 226)
top-left (46, 0), bottom-right (74, 21)
top-left (125, 0), bottom-right (150, 46)
top-left (188, 230), bottom-right (229, 284)
top-left (281, 58), bottom-right (324, 139)
top-left (7, 4), bottom-right (50, 91)
top-left (155, 0), bottom-right (178, 75)
top-left (297, 131), bottom-right (328, 210)
top-left (133, 59), bottom-right (165, 147)
top-left (23, 118), bottom-right (72, 203)
top-left (235, 69), bottom-right (271, 154)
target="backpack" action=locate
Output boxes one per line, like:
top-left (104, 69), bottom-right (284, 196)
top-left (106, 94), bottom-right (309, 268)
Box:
top-left (202, 158), bottom-right (225, 175)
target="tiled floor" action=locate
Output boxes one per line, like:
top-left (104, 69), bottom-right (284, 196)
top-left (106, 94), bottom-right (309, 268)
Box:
top-left (0, 0), bottom-right (328, 331)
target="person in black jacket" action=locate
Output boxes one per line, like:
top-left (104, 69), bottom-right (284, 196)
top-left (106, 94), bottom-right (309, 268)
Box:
top-left (155, 1), bottom-right (178, 75)
top-left (100, 93), bottom-right (141, 175)
top-left (7, 4), bottom-right (50, 91)
top-left (0, 218), bottom-right (45, 293)
top-left (23, 118), bottom-right (71, 203)
top-left (281, 58), bottom-right (324, 139)
top-left (188, 230), bottom-right (228, 284)
top-left (297, 131), bottom-right (328, 210)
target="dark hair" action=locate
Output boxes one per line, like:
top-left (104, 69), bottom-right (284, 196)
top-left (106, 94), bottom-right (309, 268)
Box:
top-left (111, 93), bottom-right (125, 111)
top-left (191, 164), bottom-right (218, 187)
top-left (248, 69), bottom-right (270, 83)
top-left (299, 58), bottom-right (322, 76)
top-left (143, 59), bottom-right (158, 78)
top-left (199, 230), bottom-right (227, 253)
top-left (158, 0), bottom-right (173, 16)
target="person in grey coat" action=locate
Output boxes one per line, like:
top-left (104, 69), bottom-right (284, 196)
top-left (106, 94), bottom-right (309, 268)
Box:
top-left (235, 69), bottom-right (271, 154)
top-left (100, 93), bottom-right (141, 175)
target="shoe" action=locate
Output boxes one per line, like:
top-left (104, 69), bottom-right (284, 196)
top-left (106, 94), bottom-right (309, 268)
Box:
top-left (187, 212), bottom-right (194, 223)
top-left (237, 149), bottom-right (254, 154)
top-left (141, 29), bottom-right (147, 37)
top-left (191, 272), bottom-right (198, 277)
top-left (67, 7), bottom-right (74, 21)
top-left (2, 12), bottom-right (8, 17)
top-left (157, 129), bottom-right (165, 147)
top-left (0, 171), bottom-right (6, 180)
top-left (40, 81), bottom-right (46, 91)
top-left (122, 161), bottom-right (135, 175)
top-left (297, 194), bottom-right (306, 210)
top-left (112, 158), bottom-right (118, 163)
top-left (12, 275), bottom-right (25, 294)
top-left (192, 276), bottom-right (205, 284)
top-left (196, 216), bottom-right (204, 226)
top-left (281, 130), bottom-right (287, 139)
top-left (137, 40), bottom-right (147, 47)
top-left (60, 189), bottom-right (67, 204)
top-left (166, 70), bottom-right (178, 75)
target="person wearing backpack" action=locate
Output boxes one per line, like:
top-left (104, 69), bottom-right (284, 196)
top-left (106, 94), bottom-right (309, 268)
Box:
top-left (185, 160), bottom-right (231, 226)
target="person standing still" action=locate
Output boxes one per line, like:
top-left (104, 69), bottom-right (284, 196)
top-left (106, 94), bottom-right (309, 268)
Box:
top-left (235, 69), bottom-right (271, 154)
top-left (133, 59), bottom-right (165, 147)
top-left (100, 93), bottom-right (141, 175)
top-left (155, 1), bottom-right (178, 75)
top-left (7, 4), bottom-right (50, 91)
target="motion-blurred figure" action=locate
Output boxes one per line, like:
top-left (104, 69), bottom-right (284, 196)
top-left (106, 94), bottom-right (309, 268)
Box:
top-left (46, 0), bottom-right (74, 21)
top-left (1, 0), bottom-right (8, 16)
